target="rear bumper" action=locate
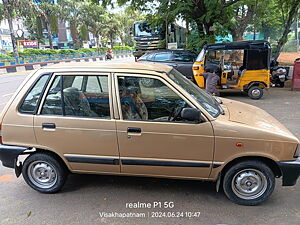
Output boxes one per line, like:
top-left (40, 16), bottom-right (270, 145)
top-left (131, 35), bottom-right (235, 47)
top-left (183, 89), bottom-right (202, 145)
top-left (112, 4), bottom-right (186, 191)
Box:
top-left (0, 145), bottom-right (28, 168)
top-left (277, 157), bottom-right (300, 186)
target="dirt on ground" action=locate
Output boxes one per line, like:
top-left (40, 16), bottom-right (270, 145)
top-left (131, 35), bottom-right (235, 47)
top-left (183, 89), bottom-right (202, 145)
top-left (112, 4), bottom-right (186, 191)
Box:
top-left (278, 52), bottom-right (300, 66)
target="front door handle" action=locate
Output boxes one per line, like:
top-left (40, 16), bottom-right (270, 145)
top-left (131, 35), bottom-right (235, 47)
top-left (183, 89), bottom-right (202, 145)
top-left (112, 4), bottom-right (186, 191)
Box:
top-left (127, 127), bottom-right (141, 133)
top-left (42, 123), bottom-right (56, 130)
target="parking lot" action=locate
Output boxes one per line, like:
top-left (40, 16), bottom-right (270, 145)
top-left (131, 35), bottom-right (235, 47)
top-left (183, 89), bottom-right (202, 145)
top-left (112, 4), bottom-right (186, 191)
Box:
top-left (0, 67), bottom-right (299, 225)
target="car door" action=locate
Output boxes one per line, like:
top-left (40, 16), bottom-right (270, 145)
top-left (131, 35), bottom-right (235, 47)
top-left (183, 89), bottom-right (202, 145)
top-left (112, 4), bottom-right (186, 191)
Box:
top-left (114, 73), bottom-right (214, 179)
top-left (172, 52), bottom-right (197, 80)
top-left (34, 72), bottom-right (120, 174)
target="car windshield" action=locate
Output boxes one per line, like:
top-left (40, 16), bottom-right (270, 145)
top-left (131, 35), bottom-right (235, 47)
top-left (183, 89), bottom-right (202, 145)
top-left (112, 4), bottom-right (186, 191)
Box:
top-left (134, 23), bottom-right (161, 37)
top-left (168, 69), bottom-right (221, 117)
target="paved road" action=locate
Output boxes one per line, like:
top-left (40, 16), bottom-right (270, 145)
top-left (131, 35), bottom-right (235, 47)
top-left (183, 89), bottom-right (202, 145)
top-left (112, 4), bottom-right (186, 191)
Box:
top-left (0, 72), bottom-right (29, 112)
top-left (0, 65), bottom-right (300, 225)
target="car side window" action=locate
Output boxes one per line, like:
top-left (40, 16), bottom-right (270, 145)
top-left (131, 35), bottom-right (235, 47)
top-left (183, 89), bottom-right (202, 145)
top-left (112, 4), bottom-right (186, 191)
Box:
top-left (154, 53), bottom-right (172, 61)
top-left (19, 74), bottom-right (50, 114)
top-left (173, 52), bottom-right (196, 62)
top-left (41, 75), bottom-right (110, 119)
top-left (41, 76), bottom-right (63, 115)
top-left (118, 76), bottom-right (191, 122)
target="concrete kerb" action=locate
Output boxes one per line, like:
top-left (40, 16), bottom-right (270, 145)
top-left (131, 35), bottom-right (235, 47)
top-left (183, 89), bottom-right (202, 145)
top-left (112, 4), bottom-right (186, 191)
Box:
top-left (0, 53), bottom-right (132, 75)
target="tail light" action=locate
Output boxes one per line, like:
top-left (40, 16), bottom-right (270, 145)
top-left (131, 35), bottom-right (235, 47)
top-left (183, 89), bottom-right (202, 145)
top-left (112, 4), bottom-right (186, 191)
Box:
top-left (0, 124), bottom-right (2, 145)
top-left (136, 60), bottom-right (141, 63)
top-left (193, 66), bottom-right (199, 70)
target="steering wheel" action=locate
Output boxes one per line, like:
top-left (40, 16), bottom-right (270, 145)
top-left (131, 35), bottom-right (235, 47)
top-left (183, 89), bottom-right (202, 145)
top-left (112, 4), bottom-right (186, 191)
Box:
top-left (168, 101), bottom-right (186, 121)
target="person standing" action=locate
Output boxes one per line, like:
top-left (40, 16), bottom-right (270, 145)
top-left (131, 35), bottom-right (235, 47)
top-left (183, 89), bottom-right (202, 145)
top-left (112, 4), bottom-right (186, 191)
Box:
top-left (202, 65), bottom-right (220, 96)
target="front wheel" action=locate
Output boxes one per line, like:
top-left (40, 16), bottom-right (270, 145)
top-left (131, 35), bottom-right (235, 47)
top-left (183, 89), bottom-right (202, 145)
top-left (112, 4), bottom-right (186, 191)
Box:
top-left (247, 86), bottom-right (264, 100)
top-left (22, 152), bottom-right (68, 193)
top-left (223, 160), bottom-right (275, 206)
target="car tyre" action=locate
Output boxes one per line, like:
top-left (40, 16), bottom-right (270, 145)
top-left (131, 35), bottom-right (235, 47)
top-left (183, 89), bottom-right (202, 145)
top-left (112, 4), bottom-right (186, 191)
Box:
top-left (248, 86), bottom-right (263, 100)
top-left (22, 152), bottom-right (68, 193)
top-left (279, 81), bottom-right (285, 88)
top-left (223, 160), bottom-right (275, 206)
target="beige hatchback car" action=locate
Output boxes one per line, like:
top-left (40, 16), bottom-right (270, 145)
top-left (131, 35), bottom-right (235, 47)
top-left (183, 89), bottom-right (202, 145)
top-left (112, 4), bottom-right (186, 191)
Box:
top-left (0, 62), bottom-right (299, 205)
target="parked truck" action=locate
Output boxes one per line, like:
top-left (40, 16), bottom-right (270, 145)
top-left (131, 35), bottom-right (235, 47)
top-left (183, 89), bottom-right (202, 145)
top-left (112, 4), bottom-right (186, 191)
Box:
top-left (133, 21), bottom-right (187, 59)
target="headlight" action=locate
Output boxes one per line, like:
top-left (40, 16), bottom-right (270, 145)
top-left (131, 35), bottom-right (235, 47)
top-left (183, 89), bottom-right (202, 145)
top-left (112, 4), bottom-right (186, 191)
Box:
top-left (294, 144), bottom-right (300, 158)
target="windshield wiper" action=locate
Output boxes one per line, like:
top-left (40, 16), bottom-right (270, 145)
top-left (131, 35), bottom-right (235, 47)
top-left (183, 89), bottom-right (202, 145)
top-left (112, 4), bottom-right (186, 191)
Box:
top-left (212, 96), bottom-right (225, 115)
top-left (213, 96), bottom-right (223, 104)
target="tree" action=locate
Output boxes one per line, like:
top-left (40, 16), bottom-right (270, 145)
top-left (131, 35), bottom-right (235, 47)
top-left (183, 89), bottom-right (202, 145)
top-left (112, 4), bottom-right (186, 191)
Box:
top-left (2, 0), bottom-right (20, 57)
top-left (16, 0), bottom-right (59, 49)
top-left (58, 0), bottom-right (87, 49)
top-left (227, 0), bottom-right (255, 41)
top-left (102, 14), bottom-right (122, 48)
top-left (23, 16), bottom-right (45, 45)
top-left (33, 1), bottom-right (59, 49)
top-left (106, 0), bottom-right (241, 37)
top-left (118, 7), bottom-right (144, 46)
top-left (272, 0), bottom-right (300, 60)
top-left (80, 3), bottom-right (106, 47)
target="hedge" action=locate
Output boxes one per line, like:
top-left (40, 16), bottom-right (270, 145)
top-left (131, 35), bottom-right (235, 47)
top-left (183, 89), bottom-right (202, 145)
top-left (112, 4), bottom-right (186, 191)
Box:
top-left (0, 46), bottom-right (133, 58)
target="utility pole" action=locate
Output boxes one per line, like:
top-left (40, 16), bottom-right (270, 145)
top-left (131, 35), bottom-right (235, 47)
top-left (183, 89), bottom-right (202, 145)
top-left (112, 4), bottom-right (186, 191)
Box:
top-left (3, 0), bottom-right (19, 58)
top-left (165, 18), bottom-right (168, 49)
top-left (297, 10), bottom-right (299, 52)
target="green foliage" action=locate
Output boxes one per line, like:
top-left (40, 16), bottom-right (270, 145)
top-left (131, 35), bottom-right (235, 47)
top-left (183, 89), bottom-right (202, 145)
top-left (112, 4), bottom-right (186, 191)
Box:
top-left (112, 46), bottom-right (133, 50)
top-left (1, 46), bottom-right (133, 57)
top-left (186, 31), bottom-right (214, 53)
top-left (0, 3), bottom-right (4, 21)
top-left (7, 52), bottom-right (14, 57)
top-left (97, 47), bottom-right (109, 51)
top-left (49, 14), bottom-right (59, 34)
top-left (57, 49), bottom-right (77, 54)
top-left (78, 48), bottom-right (96, 53)
top-left (0, 54), bottom-right (9, 58)
top-left (79, 24), bottom-right (89, 41)
top-left (157, 40), bottom-right (166, 49)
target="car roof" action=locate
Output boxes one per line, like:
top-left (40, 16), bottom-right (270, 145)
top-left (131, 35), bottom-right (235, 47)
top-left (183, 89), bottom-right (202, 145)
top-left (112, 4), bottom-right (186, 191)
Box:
top-left (144, 49), bottom-right (196, 54)
top-left (40, 62), bottom-right (173, 74)
top-left (205, 40), bottom-right (271, 50)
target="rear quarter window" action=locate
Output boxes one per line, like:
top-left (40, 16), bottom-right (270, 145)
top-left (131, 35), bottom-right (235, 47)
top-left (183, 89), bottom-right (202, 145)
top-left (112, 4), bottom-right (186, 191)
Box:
top-left (19, 74), bottom-right (50, 114)
top-left (139, 53), bottom-right (154, 61)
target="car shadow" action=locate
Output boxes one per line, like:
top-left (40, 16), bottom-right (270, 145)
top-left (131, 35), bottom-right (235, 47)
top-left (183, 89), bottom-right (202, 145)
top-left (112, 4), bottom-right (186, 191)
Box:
top-left (62, 173), bottom-right (222, 198)
top-left (219, 90), bottom-right (248, 98)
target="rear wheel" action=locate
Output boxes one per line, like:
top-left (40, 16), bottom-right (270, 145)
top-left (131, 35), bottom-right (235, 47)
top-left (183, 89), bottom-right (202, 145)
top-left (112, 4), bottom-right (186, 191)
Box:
top-left (22, 152), bottom-right (68, 193)
top-left (248, 86), bottom-right (263, 100)
top-left (223, 160), bottom-right (275, 206)
top-left (279, 81), bottom-right (285, 88)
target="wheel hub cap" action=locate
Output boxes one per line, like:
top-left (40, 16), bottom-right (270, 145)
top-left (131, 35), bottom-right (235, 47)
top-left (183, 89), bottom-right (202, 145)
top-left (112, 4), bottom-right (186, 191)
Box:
top-left (28, 161), bottom-right (57, 189)
top-left (252, 89), bottom-right (261, 97)
top-left (232, 169), bottom-right (267, 200)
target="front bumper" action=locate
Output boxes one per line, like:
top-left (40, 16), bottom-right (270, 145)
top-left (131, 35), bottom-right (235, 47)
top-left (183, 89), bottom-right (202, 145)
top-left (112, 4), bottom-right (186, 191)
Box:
top-left (277, 157), bottom-right (300, 186)
top-left (0, 145), bottom-right (28, 168)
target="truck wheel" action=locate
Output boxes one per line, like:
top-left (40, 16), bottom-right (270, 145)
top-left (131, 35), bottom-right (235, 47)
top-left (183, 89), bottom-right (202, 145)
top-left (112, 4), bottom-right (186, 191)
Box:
top-left (22, 152), bottom-right (68, 193)
top-left (223, 160), bottom-right (275, 206)
top-left (248, 86), bottom-right (263, 100)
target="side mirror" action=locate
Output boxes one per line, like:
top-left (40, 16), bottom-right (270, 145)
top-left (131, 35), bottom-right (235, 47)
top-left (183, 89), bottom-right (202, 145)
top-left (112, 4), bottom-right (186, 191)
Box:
top-left (181, 108), bottom-right (201, 122)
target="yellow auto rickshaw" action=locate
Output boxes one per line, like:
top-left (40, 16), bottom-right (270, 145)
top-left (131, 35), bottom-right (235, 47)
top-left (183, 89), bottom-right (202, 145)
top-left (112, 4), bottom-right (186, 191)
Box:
top-left (192, 40), bottom-right (271, 99)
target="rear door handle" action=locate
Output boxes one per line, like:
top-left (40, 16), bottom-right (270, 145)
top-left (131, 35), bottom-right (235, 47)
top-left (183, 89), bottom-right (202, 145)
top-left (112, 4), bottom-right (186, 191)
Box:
top-left (127, 127), bottom-right (141, 133)
top-left (42, 123), bottom-right (56, 130)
